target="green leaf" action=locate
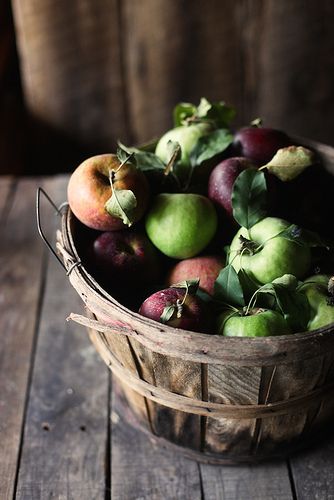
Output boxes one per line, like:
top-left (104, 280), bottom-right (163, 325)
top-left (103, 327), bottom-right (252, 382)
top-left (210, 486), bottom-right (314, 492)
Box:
top-left (274, 286), bottom-right (309, 332)
top-left (238, 268), bottom-right (259, 303)
top-left (134, 151), bottom-right (166, 172)
top-left (173, 102), bottom-right (197, 127)
top-left (203, 99), bottom-right (236, 128)
top-left (160, 305), bottom-right (176, 324)
top-left (117, 146), bottom-right (133, 164)
top-left (271, 274), bottom-right (299, 290)
top-left (232, 169), bottom-right (267, 229)
top-left (105, 188), bottom-right (137, 227)
top-left (196, 288), bottom-right (213, 304)
top-left (278, 224), bottom-right (330, 249)
top-left (262, 146), bottom-right (313, 181)
top-left (189, 128), bottom-right (233, 167)
top-left (170, 278), bottom-right (200, 295)
top-left (254, 279), bottom-right (309, 331)
top-left (173, 98), bottom-right (235, 128)
top-left (196, 97), bottom-right (212, 118)
top-left (214, 265), bottom-right (245, 307)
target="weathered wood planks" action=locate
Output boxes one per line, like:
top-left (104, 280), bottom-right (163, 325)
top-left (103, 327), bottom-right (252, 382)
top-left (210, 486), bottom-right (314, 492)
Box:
top-left (15, 177), bottom-right (110, 499)
top-left (290, 434), bottom-right (334, 500)
top-left (0, 177), bottom-right (49, 499)
top-left (199, 461), bottom-right (294, 500)
top-left (110, 384), bottom-right (203, 500)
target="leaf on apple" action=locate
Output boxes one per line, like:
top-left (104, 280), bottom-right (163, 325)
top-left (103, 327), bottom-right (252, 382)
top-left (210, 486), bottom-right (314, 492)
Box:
top-left (118, 141), bottom-right (166, 172)
top-left (232, 169), bottom-right (267, 229)
top-left (277, 224), bottom-right (331, 250)
top-left (170, 278), bottom-right (200, 295)
top-left (173, 102), bottom-right (197, 127)
top-left (173, 97), bottom-right (235, 128)
top-left (160, 305), bottom-right (176, 324)
top-left (214, 265), bottom-right (245, 307)
top-left (238, 268), bottom-right (259, 303)
top-left (105, 188), bottom-right (137, 227)
top-left (116, 146), bottom-right (134, 165)
top-left (261, 146), bottom-right (313, 181)
top-left (189, 128), bottom-right (233, 167)
top-left (271, 274), bottom-right (299, 290)
top-left (251, 277), bottom-right (309, 332)
top-left (196, 97), bottom-right (236, 128)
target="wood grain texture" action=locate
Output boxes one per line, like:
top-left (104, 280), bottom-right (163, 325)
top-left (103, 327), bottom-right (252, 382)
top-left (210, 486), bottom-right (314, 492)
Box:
top-left (290, 432), bottom-right (334, 500)
top-left (199, 461), bottom-right (294, 500)
top-left (122, 0), bottom-right (243, 143)
top-left (0, 177), bottom-right (50, 500)
top-left (88, 327), bottom-right (152, 431)
top-left (205, 365), bottom-right (262, 456)
top-left (256, 355), bottom-right (333, 455)
top-left (111, 384), bottom-right (202, 500)
top-left (254, 0), bottom-right (334, 144)
top-left (16, 177), bottom-right (110, 499)
top-left (12, 0), bottom-right (128, 149)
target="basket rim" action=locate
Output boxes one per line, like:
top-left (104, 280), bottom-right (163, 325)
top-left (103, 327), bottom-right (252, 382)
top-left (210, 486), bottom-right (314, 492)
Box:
top-left (59, 206), bottom-right (334, 365)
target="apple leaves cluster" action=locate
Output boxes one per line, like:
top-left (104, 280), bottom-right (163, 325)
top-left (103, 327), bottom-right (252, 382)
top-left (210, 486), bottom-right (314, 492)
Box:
top-left (173, 97), bottom-right (236, 129)
top-left (213, 266), bottom-right (310, 332)
top-left (230, 166), bottom-right (330, 253)
top-left (118, 98), bottom-right (235, 192)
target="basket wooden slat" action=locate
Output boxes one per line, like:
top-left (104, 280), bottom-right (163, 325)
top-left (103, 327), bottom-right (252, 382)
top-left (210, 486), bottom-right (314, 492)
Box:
top-left (57, 138), bottom-right (334, 463)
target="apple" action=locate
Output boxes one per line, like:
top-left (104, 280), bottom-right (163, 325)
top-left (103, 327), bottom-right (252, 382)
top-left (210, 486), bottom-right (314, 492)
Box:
top-left (88, 229), bottom-right (160, 287)
top-left (155, 123), bottom-right (211, 168)
top-left (229, 217), bottom-right (311, 284)
top-left (145, 193), bottom-right (218, 259)
top-left (302, 275), bottom-right (334, 331)
top-left (139, 286), bottom-right (210, 333)
top-left (67, 154), bottom-right (149, 231)
top-left (217, 307), bottom-right (291, 337)
top-left (208, 157), bottom-right (255, 216)
top-left (166, 255), bottom-right (224, 295)
top-left (233, 126), bottom-right (290, 164)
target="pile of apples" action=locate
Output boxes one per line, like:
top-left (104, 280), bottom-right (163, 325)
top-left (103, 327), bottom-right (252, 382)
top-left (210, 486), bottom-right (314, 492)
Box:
top-left (67, 98), bottom-right (334, 337)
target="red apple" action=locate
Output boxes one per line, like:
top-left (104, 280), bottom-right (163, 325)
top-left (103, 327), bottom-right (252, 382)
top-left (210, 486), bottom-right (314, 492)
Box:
top-left (208, 157), bottom-right (255, 217)
top-left (67, 154), bottom-right (149, 231)
top-left (88, 230), bottom-right (160, 289)
top-left (166, 255), bottom-right (224, 295)
top-left (139, 287), bottom-right (210, 333)
top-left (233, 127), bottom-right (290, 165)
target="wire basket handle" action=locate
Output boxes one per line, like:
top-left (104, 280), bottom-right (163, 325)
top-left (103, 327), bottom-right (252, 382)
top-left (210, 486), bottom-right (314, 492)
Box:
top-left (36, 187), bottom-right (68, 271)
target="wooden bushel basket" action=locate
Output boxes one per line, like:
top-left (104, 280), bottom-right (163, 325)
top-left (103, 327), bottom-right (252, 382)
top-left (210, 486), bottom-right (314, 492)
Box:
top-left (57, 139), bottom-right (334, 464)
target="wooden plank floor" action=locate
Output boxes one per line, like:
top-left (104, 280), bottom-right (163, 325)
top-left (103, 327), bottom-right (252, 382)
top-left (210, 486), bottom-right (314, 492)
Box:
top-left (0, 175), bottom-right (334, 499)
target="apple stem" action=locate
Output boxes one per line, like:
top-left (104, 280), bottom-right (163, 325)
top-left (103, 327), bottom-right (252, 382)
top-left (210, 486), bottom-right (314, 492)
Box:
top-left (244, 289), bottom-right (260, 316)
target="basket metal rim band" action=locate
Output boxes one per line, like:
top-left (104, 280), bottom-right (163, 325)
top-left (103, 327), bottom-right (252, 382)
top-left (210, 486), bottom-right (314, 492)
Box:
top-left (91, 330), bottom-right (334, 420)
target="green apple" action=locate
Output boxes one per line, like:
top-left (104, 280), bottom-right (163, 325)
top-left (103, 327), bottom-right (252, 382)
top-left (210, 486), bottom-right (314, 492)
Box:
top-left (217, 308), bottom-right (291, 337)
top-left (229, 217), bottom-right (311, 284)
top-left (155, 123), bottom-right (211, 167)
top-left (302, 275), bottom-right (334, 331)
top-left (145, 193), bottom-right (217, 259)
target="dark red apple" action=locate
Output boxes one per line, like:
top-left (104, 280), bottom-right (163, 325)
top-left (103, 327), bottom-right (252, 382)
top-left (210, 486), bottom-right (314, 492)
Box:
top-left (89, 230), bottom-right (160, 289)
top-left (166, 255), bottom-right (224, 295)
top-left (139, 287), bottom-right (210, 333)
top-left (67, 154), bottom-right (149, 231)
top-left (233, 127), bottom-right (290, 165)
top-left (208, 157), bottom-right (255, 217)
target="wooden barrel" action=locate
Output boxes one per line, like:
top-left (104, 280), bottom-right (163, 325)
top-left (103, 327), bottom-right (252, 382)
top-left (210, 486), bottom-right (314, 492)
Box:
top-left (57, 139), bottom-right (334, 463)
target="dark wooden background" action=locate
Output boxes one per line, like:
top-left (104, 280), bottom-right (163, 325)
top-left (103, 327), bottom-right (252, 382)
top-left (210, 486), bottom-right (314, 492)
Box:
top-left (1, 0), bottom-right (334, 174)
